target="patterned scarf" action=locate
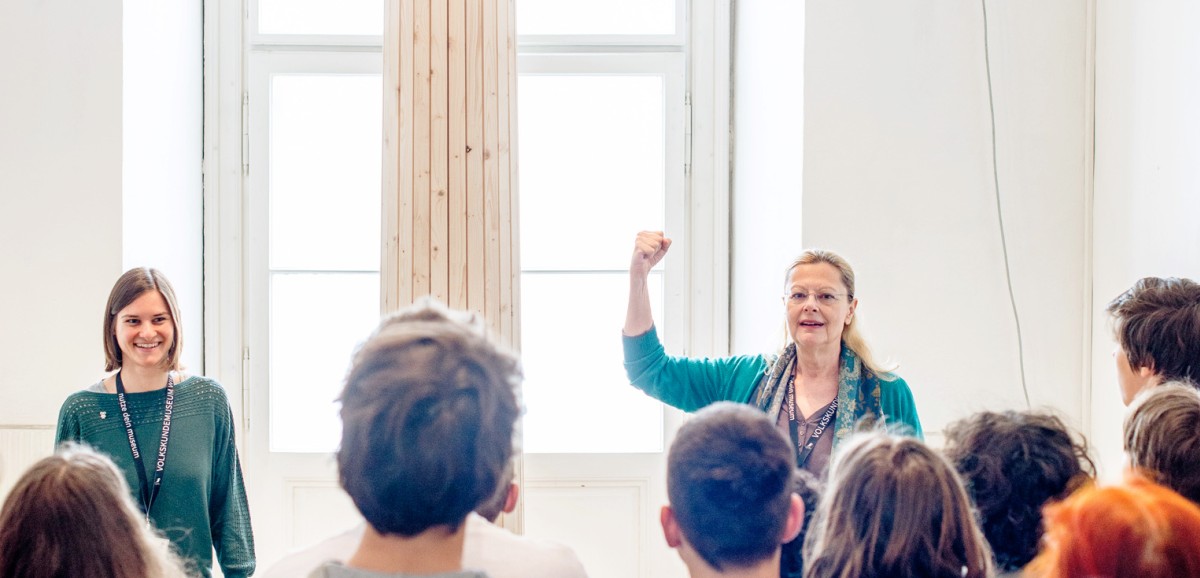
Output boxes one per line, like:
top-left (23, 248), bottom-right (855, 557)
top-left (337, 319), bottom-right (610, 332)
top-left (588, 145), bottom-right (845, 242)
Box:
top-left (751, 341), bottom-right (887, 448)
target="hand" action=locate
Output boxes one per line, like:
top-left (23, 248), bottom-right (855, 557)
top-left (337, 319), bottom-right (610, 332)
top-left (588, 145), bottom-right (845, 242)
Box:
top-left (630, 231), bottom-right (672, 278)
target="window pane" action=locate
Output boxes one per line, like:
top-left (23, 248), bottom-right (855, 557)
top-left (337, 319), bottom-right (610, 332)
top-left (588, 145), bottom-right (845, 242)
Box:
top-left (270, 272), bottom-right (380, 453)
top-left (521, 272), bottom-right (664, 453)
top-left (257, 0), bottom-right (382, 36)
top-left (270, 74), bottom-right (382, 271)
top-left (517, 0), bottom-right (676, 36)
top-left (518, 75), bottom-right (665, 271)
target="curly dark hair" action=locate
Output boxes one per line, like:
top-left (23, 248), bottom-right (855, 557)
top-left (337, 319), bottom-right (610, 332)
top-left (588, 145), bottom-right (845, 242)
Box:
top-left (1107, 276), bottom-right (1200, 385)
top-left (942, 411), bottom-right (1094, 573)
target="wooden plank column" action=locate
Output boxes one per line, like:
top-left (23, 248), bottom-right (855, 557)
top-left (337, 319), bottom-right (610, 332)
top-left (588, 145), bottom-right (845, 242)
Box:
top-left (383, 0), bottom-right (520, 349)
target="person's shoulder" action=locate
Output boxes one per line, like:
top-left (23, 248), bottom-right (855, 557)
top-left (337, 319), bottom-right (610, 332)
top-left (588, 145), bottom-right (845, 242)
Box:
top-left (262, 525), bottom-right (362, 578)
top-left (175, 375), bottom-right (234, 402)
top-left (464, 514), bottom-right (588, 577)
top-left (59, 385), bottom-right (107, 411)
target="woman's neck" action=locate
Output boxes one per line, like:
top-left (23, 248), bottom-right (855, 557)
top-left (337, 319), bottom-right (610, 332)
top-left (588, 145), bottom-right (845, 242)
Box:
top-left (794, 342), bottom-right (841, 381)
top-left (115, 366), bottom-right (171, 393)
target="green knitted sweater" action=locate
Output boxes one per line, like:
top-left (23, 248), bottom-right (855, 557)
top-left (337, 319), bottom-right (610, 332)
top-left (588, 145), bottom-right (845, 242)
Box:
top-left (55, 376), bottom-right (255, 578)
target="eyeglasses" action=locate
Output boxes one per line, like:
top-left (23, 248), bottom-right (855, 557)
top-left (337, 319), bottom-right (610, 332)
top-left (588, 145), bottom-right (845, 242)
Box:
top-left (784, 289), bottom-right (849, 306)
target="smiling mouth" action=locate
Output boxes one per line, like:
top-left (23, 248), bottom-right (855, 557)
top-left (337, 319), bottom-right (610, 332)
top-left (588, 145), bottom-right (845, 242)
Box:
top-left (799, 321), bottom-right (824, 327)
top-left (135, 343), bottom-right (162, 349)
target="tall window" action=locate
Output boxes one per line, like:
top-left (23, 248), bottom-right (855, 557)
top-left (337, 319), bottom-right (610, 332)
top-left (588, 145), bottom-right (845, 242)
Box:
top-left (244, 0), bottom-right (690, 454)
top-left (247, 2), bottom-right (384, 453)
top-left (515, 1), bottom-right (687, 453)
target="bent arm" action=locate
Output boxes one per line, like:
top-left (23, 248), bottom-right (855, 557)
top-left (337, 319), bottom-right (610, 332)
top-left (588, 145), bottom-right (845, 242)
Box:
top-left (624, 231), bottom-right (671, 336)
top-left (881, 377), bottom-right (924, 440)
top-left (623, 326), bottom-right (768, 411)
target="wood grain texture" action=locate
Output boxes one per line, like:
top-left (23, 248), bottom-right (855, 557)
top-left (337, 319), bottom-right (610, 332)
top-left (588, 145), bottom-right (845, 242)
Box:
top-left (383, 0), bottom-right (519, 345)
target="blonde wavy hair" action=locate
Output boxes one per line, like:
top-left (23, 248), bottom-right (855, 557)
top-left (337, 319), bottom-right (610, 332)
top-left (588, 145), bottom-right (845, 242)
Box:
top-left (784, 249), bottom-right (895, 375)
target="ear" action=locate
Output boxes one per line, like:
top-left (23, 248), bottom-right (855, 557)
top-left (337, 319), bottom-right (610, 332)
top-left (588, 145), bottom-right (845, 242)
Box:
top-left (846, 298), bottom-right (858, 325)
top-left (502, 483), bottom-right (520, 514)
top-left (781, 493), bottom-right (804, 543)
top-left (660, 505), bottom-right (683, 548)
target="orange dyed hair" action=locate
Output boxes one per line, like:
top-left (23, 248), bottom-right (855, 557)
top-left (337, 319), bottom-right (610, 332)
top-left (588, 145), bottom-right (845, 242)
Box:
top-left (1025, 475), bottom-right (1200, 578)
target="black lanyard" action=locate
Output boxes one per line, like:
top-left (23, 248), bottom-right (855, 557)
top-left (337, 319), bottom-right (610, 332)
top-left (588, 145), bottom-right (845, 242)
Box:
top-left (115, 371), bottom-right (175, 525)
top-left (785, 374), bottom-right (838, 468)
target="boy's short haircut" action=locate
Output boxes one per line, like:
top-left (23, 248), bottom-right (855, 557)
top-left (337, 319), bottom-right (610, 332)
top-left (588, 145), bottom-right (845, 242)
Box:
top-left (668, 402), bottom-right (795, 572)
top-left (1124, 383), bottom-right (1200, 505)
top-left (1107, 276), bottom-right (1200, 385)
top-left (337, 298), bottom-right (521, 536)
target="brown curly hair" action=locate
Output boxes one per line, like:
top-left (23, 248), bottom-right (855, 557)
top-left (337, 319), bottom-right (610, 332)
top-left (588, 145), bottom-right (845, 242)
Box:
top-left (943, 410), bottom-right (1094, 572)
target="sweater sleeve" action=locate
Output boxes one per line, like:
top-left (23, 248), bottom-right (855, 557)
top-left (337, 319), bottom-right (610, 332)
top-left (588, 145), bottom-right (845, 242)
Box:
top-left (622, 326), bottom-right (768, 411)
top-left (209, 388), bottom-right (256, 577)
top-left (880, 376), bottom-right (924, 440)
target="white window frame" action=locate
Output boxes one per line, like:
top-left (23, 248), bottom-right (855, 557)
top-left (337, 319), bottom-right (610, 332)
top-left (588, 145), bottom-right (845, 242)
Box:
top-left (203, 0), bottom-right (731, 447)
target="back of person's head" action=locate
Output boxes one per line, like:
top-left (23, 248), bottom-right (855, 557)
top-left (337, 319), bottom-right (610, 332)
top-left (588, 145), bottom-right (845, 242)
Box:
top-left (1124, 383), bottom-right (1200, 505)
top-left (666, 402), bottom-right (796, 572)
top-left (338, 297), bottom-right (521, 537)
top-left (780, 468), bottom-right (823, 578)
top-left (1025, 475), bottom-right (1200, 578)
top-left (804, 431), bottom-right (992, 578)
top-left (942, 410), bottom-right (1094, 572)
top-left (1107, 276), bottom-right (1200, 385)
top-left (0, 443), bottom-right (188, 578)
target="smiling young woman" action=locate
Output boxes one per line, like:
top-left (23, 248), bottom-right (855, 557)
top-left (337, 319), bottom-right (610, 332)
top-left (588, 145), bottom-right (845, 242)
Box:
top-left (54, 267), bottom-right (255, 578)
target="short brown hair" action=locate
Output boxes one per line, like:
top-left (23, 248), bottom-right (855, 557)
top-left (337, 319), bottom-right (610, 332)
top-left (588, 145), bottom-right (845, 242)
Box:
top-left (338, 298), bottom-right (521, 536)
top-left (668, 402), bottom-right (796, 571)
top-left (0, 444), bottom-right (190, 578)
top-left (1124, 383), bottom-right (1200, 505)
top-left (1107, 276), bottom-right (1200, 386)
top-left (102, 267), bottom-right (184, 372)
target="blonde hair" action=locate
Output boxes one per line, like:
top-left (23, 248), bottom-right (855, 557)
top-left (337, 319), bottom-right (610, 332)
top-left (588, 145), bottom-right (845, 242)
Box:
top-left (803, 432), bottom-right (993, 578)
top-left (785, 250), bottom-right (894, 375)
top-left (0, 444), bottom-right (190, 578)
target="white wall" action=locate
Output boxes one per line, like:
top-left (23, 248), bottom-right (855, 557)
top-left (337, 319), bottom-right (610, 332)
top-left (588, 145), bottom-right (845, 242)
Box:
top-left (1092, 1), bottom-right (1200, 479)
top-left (124, 0), bottom-right (205, 373)
top-left (0, 0), bottom-right (203, 497)
top-left (798, 2), bottom-right (1091, 444)
top-left (730, 0), bottom-right (805, 355)
top-left (0, 0), bottom-right (125, 425)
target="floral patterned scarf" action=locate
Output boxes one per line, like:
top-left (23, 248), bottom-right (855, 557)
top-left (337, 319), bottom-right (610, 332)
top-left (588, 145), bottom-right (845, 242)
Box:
top-left (751, 341), bottom-right (887, 448)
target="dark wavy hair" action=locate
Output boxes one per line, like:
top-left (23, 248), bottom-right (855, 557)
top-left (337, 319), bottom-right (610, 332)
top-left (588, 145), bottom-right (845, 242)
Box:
top-left (1107, 276), bottom-right (1200, 385)
top-left (943, 410), bottom-right (1094, 572)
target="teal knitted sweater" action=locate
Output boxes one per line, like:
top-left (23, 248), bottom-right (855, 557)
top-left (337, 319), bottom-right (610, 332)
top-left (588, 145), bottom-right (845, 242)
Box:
top-left (55, 376), bottom-right (255, 578)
